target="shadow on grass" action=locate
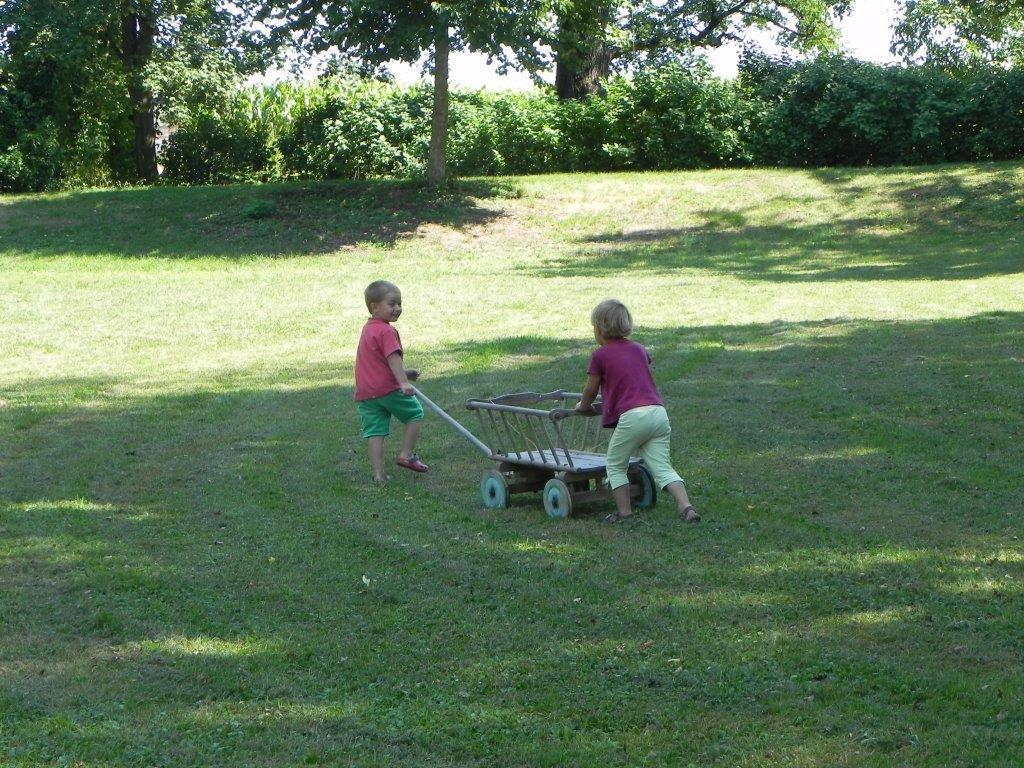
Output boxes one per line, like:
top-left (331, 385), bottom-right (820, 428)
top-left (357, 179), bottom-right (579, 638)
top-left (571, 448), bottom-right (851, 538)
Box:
top-left (540, 164), bottom-right (1024, 282)
top-left (0, 178), bottom-right (520, 259)
top-left (1, 313), bottom-right (1023, 765)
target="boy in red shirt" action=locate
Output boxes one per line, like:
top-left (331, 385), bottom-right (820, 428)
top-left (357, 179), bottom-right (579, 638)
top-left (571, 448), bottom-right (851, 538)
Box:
top-left (355, 280), bottom-right (429, 483)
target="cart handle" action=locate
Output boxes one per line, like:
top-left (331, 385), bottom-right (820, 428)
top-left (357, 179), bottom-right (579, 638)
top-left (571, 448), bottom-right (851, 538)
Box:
top-left (412, 385), bottom-right (493, 458)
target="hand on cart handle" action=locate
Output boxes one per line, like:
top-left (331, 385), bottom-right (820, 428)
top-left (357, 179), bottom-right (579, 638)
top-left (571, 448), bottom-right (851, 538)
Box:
top-left (400, 368), bottom-right (420, 395)
top-left (550, 402), bottom-right (601, 421)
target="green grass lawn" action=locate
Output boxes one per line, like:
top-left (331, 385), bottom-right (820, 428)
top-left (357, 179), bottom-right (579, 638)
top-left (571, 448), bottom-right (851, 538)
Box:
top-left (1, 163), bottom-right (1022, 767)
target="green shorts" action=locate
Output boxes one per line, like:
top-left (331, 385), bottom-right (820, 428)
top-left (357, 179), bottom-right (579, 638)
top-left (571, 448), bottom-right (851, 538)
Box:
top-left (356, 390), bottom-right (424, 438)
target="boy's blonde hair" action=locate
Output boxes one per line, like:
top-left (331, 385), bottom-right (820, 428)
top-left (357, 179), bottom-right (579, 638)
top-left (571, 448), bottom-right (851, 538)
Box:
top-left (591, 299), bottom-right (633, 339)
top-left (364, 280), bottom-right (399, 311)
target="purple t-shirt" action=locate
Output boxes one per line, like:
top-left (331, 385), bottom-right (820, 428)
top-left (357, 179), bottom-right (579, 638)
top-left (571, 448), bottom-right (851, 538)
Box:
top-left (587, 339), bottom-right (663, 428)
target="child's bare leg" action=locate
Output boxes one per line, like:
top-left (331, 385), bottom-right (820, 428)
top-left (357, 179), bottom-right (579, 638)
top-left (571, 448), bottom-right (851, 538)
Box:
top-left (368, 436), bottom-right (386, 482)
top-left (398, 420), bottom-right (421, 460)
top-left (612, 483), bottom-right (633, 518)
top-left (664, 480), bottom-right (700, 522)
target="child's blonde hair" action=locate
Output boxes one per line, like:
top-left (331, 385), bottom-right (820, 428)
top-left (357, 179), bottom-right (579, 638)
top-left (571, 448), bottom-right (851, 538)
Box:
top-left (364, 280), bottom-right (399, 311)
top-left (591, 299), bottom-right (633, 339)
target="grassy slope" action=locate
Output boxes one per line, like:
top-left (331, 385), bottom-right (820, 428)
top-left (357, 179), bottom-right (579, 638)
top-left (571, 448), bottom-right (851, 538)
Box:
top-left (1, 164), bottom-right (1022, 767)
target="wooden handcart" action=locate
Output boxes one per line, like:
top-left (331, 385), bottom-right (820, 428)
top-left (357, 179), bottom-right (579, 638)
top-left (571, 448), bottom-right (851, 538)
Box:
top-left (413, 386), bottom-right (656, 518)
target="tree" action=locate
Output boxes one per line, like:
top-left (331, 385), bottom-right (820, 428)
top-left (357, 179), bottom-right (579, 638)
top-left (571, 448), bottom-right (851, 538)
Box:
top-left (553, 0), bottom-right (852, 100)
top-left (893, 0), bottom-right (1024, 66)
top-left (0, 0), bottom-right (264, 184)
top-left (259, 0), bottom-right (549, 187)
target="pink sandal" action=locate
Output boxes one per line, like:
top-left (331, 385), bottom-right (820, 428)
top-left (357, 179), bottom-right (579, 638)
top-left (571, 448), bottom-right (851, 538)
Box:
top-left (396, 454), bottom-right (429, 473)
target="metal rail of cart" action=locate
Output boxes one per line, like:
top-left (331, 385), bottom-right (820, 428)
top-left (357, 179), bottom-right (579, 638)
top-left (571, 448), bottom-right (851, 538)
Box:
top-left (413, 386), bottom-right (655, 518)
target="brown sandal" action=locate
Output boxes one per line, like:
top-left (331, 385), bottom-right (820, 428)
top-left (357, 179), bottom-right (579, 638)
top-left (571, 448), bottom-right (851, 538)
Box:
top-left (680, 505), bottom-right (701, 523)
top-left (602, 511), bottom-right (637, 524)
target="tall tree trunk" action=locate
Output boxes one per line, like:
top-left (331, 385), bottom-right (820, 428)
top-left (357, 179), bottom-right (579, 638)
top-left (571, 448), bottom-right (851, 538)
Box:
top-left (555, 39), bottom-right (613, 100)
top-left (122, 13), bottom-right (159, 182)
top-left (554, 3), bottom-right (615, 101)
top-left (427, 14), bottom-right (449, 188)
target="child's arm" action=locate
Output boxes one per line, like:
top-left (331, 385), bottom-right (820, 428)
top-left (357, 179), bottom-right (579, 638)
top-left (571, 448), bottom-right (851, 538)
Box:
top-left (387, 352), bottom-right (415, 395)
top-left (575, 374), bottom-right (601, 415)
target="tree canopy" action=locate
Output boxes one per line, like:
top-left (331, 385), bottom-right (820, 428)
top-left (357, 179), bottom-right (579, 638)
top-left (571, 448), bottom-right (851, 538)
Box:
top-left (893, 0), bottom-right (1024, 67)
top-left (262, 0), bottom-right (548, 71)
top-left (552, 0), bottom-right (852, 98)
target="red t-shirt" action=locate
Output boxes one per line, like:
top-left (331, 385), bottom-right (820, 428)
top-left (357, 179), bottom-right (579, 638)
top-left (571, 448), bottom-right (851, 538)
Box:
top-left (354, 318), bottom-right (403, 401)
top-left (587, 339), bottom-right (663, 428)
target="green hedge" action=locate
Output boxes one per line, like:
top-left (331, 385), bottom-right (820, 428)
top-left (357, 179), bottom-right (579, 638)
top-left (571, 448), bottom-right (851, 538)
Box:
top-left (738, 55), bottom-right (1024, 167)
top-left (6, 57), bottom-right (1024, 190)
top-left (162, 62), bottom-right (752, 184)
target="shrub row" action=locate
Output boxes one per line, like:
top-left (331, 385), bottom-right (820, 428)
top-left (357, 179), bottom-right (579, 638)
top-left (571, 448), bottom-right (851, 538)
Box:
top-left (743, 55), bottom-right (1024, 166)
top-left (5, 57), bottom-right (1024, 191)
top-left (161, 58), bottom-right (1024, 185)
top-left (160, 63), bottom-right (755, 184)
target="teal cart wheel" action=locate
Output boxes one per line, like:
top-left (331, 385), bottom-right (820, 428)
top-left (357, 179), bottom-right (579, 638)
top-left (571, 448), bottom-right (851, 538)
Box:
top-left (481, 470), bottom-right (509, 509)
top-left (629, 464), bottom-right (657, 509)
top-left (542, 478), bottom-right (573, 518)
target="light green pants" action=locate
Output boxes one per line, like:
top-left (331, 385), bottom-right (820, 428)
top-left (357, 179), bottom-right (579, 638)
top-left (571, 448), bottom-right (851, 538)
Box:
top-left (606, 405), bottom-right (684, 491)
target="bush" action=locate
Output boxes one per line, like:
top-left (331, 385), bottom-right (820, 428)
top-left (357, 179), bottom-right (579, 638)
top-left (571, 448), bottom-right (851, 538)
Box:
top-left (448, 91), bottom-right (501, 175)
top-left (758, 59), bottom-right (954, 165)
top-left (609, 63), bottom-right (751, 169)
top-left (553, 94), bottom-right (617, 171)
top-left (487, 93), bottom-right (564, 174)
top-left (278, 77), bottom-right (429, 180)
top-left (162, 99), bottom-right (276, 185)
top-left (0, 119), bottom-right (62, 193)
top-left (960, 69), bottom-right (1024, 160)
top-left (0, 79), bottom-right (63, 192)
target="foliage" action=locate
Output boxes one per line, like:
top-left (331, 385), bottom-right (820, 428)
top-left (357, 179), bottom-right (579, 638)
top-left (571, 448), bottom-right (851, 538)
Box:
top-left (960, 68), bottom-right (1024, 160)
top-left (160, 82), bottom-right (305, 185)
top-left (8, 50), bottom-right (1024, 189)
top-left (162, 109), bottom-right (275, 185)
top-left (147, 58), bottom-right (1024, 183)
top-left (277, 78), bottom-right (431, 181)
top-left (552, 92), bottom-right (619, 170)
top-left (476, 93), bottom-right (564, 174)
top-left (741, 54), bottom-right (1024, 167)
top-left (0, 120), bottom-right (63, 193)
top-left (743, 56), bottom-right (959, 165)
top-left (261, 0), bottom-right (550, 72)
top-left (617, 0), bottom-right (851, 63)
top-left (608, 61), bottom-right (751, 168)
top-left (259, 0), bottom-right (553, 185)
top-left (0, 0), bottom-right (268, 189)
top-left (893, 0), bottom-right (1024, 67)
top-left (550, 0), bottom-right (852, 99)
top-left (0, 1), bottom-right (135, 188)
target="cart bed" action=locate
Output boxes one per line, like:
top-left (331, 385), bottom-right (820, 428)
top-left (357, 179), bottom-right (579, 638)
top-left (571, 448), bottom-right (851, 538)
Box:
top-left (499, 449), bottom-right (609, 472)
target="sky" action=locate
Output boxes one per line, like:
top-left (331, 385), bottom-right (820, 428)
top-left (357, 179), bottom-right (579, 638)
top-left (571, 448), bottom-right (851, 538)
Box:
top-left (388, 0), bottom-right (901, 89)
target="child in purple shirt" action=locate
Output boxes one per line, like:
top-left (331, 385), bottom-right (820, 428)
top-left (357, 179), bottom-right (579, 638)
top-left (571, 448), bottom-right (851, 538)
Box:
top-left (572, 299), bottom-right (700, 524)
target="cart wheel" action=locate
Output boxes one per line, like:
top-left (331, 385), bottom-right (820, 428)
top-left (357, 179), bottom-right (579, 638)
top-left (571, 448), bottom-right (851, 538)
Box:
top-left (542, 478), bottom-right (573, 519)
top-left (629, 464), bottom-right (657, 509)
top-left (480, 470), bottom-right (509, 509)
